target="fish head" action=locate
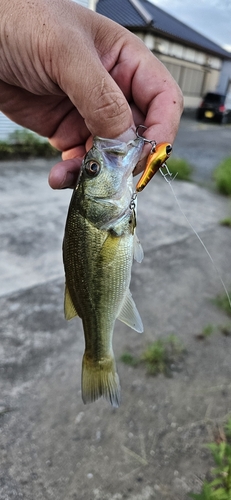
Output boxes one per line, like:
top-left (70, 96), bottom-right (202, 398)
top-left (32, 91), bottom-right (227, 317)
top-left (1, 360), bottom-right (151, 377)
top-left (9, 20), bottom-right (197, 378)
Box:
top-left (79, 136), bottom-right (144, 201)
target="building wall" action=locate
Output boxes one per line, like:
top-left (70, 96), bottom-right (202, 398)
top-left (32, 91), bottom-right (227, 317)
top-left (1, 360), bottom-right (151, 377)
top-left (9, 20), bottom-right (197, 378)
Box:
top-left (135, 31), bottom-right (222, 108)
top-left (0, 114), bottom-right (25, 141)
top-left (72, 0), bottom-right (89, 7)
top-left (216, 60), bottom-right (231, 95)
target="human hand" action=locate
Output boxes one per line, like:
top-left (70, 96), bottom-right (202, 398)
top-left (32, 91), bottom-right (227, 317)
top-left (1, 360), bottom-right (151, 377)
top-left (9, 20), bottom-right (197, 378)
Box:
top-left (0, 0), bottom-right (183, 189)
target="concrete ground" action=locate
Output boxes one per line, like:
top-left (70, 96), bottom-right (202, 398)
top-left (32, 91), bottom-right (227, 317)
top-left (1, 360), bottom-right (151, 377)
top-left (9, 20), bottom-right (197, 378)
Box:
top-left (1, 118), bottom-right (231, 500)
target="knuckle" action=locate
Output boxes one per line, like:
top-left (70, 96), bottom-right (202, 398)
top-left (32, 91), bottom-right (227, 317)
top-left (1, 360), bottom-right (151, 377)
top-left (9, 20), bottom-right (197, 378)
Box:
top-left (86, 86), bottom-right (130, 136)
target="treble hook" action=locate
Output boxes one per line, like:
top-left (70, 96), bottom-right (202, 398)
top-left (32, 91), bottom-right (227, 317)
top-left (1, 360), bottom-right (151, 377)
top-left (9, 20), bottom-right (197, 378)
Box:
top-left (136, 125), bottom-right (156, 153)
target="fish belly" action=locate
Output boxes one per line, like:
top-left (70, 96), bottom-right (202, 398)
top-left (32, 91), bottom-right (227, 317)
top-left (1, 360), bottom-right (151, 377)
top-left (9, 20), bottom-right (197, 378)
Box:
top-left (63, 210), bottom-right (133, 407)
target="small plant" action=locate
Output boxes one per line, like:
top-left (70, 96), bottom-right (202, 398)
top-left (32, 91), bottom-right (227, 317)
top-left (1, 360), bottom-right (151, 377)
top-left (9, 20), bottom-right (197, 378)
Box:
top-left (214, 157), bottom-right (231, 196)
top-left (120, 352), bottom-right (138, 367)
top-left (195, 324), bottom-right (214, 341)
top-left (141, 334), bottom-right (185, 376)
top-left (220, 324), bottom-right (231, 337)
top-left (166, 157), bottom-right (193, 181)
top-left (219, 218), bottom-right (231, 228)
top-left (189, 418), bottom-right (231, 499)
top-left (120, 335), bottom-right (185, 376)
top-left (213, 291), bottom-right (231, 317)
top-left (141, 339), bottom-right (167, 375)
top-left (0, 129), bottom-right (59, 159)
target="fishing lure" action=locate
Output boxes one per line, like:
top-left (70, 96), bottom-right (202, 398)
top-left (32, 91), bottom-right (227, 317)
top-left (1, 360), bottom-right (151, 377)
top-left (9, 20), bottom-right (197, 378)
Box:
top-left (135, 125), bottom-right (172, 192)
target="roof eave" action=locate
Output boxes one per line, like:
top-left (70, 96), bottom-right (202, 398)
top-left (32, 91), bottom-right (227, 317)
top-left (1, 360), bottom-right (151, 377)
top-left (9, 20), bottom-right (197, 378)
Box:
top-left (125, 25), bottom-right (231, 61)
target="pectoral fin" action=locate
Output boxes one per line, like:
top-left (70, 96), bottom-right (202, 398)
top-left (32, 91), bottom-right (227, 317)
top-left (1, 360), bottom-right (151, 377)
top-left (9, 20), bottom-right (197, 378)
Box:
top-left (100, 231), bottom-right (122, 264)
top-left (117, 289), bottom-right (143, 333)
top-left (64, 284), bottom-right (79, 320)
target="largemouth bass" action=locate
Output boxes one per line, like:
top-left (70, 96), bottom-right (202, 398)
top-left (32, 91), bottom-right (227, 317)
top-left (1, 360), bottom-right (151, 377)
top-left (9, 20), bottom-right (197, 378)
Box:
top-left (63, 136), bottom-right (144, 407)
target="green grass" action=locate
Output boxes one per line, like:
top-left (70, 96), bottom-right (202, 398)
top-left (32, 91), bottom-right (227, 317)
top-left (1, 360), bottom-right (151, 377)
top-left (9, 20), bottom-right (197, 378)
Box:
top-left (0, 129), bottom-right (59, 159)
top-left (141, 334), bottom-right (185, 376)
top-left (195, 324), bottom-right (214, 340)
top-left (213, 291), bottom-right (231, 317)
top-left (166, 157), bottom-right (193, 181)
top-left (121, 334), bottom-right (185, 376)
top-left (220, 218), bottom-right (231, 227)
top-left (214, 157), bottom-right (231, 196)
top-left (220, 324), bottom-right (231, 337)
top-left (120, 352), bottom-right (138, 367)
top-left (189, 417), bottom-right (231, 499)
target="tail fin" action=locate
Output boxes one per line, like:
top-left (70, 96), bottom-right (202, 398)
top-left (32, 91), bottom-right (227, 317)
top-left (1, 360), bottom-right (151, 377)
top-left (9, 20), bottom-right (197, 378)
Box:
top-left (81, 353), bottom-right (121, 407)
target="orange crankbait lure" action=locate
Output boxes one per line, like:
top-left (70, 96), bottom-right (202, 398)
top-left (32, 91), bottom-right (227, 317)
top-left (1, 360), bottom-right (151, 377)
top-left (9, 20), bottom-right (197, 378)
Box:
top-left (136, 142), bottom-right (172, 192)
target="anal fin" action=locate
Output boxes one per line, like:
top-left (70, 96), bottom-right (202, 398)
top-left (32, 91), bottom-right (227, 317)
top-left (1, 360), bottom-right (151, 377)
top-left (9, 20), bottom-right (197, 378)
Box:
top-left (117, 289), bottom-right (143, 333)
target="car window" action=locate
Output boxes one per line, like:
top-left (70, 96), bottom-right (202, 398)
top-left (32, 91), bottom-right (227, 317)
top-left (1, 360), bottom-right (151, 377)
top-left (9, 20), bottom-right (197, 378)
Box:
top-left (205, 93), bottom-right (225, 104)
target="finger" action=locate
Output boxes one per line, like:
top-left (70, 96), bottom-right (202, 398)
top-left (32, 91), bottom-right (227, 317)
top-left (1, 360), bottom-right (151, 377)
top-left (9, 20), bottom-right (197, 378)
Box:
top-left (52, 17), bottom-right (134, 139)
top-left (48, 158), bottom-right (82, 189)
top-left (62, 145), bottom-right (86, 161)
top-left (110, 36), bottom-right (183, 145)
top-left (0, 80), bottom-right (91, 152)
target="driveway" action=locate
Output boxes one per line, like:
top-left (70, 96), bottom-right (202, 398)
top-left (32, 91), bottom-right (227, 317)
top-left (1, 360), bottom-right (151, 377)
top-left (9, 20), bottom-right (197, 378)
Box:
top-left (0, 118), bottom-right (231, 500)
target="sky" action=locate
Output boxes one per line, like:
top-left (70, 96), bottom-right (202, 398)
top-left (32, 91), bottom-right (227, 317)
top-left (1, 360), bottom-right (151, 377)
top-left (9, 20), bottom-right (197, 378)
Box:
top-left (152, 0), bottom-right (231, 52)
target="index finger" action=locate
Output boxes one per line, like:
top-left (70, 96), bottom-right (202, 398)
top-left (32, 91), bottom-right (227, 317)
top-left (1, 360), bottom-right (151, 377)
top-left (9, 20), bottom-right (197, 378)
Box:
top-left (110, 35), bottom-right (183, 159)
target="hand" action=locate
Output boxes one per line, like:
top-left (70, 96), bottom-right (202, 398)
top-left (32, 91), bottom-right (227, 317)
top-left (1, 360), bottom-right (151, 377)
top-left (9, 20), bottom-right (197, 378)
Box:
top-left (0, 0), bottom-right (183, 188)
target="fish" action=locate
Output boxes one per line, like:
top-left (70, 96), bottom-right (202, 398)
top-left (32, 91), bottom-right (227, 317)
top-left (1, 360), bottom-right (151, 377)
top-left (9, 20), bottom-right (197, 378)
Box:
top-left (136, 142), bottom-right (172, 192)
top-left (63, 136), bottom-right (144, 407)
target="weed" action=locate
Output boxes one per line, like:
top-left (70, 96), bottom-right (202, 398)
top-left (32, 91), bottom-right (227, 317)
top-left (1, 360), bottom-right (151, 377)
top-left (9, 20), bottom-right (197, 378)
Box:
top-left (0, 129), bottom-right (59, 159)
top-left (213, 291), bottom-right (231, 317)
top-left (166, 157), bottom-right (193, 181)
top-left (141, 334), bottom-right (185, 376)
top-left (220, 218), bottom-right (231, 227)
top-left (220, 324), bottom-right (231, 337)
top-left (214, 157), bottom-right (231, 196)
top-left (189, 418), bottom-right (231, 499)
top-left (120, 352), bottom-right (138, 367)
top-left (195, 324), bottom-right (214, 341)
top-left (120, 335), bottom-right (185, 376)
top-left (141, 339), bottom-right (167, 375)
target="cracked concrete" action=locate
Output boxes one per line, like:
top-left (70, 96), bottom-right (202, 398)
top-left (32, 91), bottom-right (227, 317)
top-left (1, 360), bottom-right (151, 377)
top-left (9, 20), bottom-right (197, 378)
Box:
top-left (0, 118), bottom-right (231, 500)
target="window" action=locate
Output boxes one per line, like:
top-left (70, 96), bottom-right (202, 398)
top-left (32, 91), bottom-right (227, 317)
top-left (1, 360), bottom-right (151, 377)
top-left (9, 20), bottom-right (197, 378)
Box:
top-left (180, 68), bottom-right (205, 95)
top-left (164, 62), bottom-right (182, 82)
top-left (164, 62), bottom-right (205, 96)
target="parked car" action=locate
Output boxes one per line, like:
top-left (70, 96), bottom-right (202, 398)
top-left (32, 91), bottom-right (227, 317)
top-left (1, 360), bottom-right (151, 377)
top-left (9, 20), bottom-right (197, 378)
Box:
top-left (197, 92), bottom-right (231, 124)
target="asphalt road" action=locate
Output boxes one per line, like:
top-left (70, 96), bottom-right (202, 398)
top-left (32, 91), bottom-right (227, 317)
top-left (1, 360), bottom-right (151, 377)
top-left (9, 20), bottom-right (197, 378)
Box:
top-left (0, 117), bottom-right (231, 500)
top-left (173, 115), bottom-right (231, 183)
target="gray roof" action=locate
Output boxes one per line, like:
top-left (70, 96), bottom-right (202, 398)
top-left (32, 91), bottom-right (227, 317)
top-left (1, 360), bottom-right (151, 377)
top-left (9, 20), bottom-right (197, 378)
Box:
top-left (96, 0), bottom-right (231, 59)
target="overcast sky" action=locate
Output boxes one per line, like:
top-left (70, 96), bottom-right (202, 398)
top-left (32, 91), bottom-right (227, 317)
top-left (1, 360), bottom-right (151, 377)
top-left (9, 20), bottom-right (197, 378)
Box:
top-left (152, 0), bottom-right (231, 52)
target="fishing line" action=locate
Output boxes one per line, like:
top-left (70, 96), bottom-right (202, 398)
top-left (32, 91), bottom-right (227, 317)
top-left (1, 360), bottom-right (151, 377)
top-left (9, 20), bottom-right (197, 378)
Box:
top-left (159, 164), bottom-right (231, 309)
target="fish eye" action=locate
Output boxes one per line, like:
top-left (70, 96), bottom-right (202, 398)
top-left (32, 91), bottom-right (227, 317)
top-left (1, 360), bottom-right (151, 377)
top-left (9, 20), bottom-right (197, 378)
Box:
top-left (85, 160), bottom-right (101, 177)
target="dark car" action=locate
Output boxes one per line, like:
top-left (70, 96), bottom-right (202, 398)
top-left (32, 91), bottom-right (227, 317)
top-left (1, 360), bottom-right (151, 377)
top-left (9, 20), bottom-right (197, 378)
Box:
top-left (197, 92), bottom-right (231, 124)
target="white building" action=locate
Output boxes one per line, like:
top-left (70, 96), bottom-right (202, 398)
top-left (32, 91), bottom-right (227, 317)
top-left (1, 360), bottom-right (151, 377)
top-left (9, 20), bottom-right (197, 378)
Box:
top-left (96, 0), bottom-right (231, 110)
